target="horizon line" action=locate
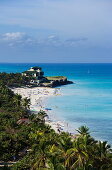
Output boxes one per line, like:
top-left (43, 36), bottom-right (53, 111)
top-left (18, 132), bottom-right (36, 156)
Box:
top-left (0, 62), bottom-right (112, 64)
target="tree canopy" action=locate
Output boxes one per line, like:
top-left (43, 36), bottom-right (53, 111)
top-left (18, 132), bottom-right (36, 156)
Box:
top-left (0, 79), bottom-right (112, 169)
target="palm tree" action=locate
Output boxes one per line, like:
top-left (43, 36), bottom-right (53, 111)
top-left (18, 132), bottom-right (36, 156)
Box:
top-left (36, 110), bottom-right (48, 123)
top-left (31, 133), bottom-right (53, 170)
top-left (22, 97), bottom-right (30, 110)
top-left (94, 141), bottom-right (112, 169)
top-left (13, 94), bottom-right (22, 107)
top-left (76, 126), bottom-right (90, 136)
top-left (59, 132), bottom-right (73, 151)
top-left (31, 131), bottom-right (66, 170)
top-left (31, 153), bottom-right (50, 170)
top-left (65, 138), bottom-right (89, 170)
top-left (47, 144), bottom-right (66, 170)
top-left (97, 141), bottom-right (111, 158)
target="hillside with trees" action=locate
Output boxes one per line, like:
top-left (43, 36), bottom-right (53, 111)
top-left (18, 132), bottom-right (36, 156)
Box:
top-left (0, 81), bottom-right (112, 169)
top-left (0, 72), bottom-right (33, 87)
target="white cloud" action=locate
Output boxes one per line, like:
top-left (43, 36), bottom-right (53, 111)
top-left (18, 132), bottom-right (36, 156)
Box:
top-left (0, 32), bottom-right (35, 47)
top-left (2, 32), bottom-right (26, 41)
top-left (0, 32), bottom-right (88, 48)
top-left (0, 0), bottom-right (112, 47)
top-left (65, 37), bottom-right (88, 46)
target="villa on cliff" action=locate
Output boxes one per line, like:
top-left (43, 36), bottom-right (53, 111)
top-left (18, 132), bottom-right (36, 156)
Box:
top-left (22, 67), bottom-right (45, 84)
top-left (22, 66), bottom-right (73, 87)
top-left (22, 67), bottom-right (44, 78)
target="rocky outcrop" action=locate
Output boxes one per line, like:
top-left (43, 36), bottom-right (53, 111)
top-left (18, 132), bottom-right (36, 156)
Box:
top-left (41, 76), bottom-right (73, 87)
top-left (22, 67), bottom-right (73, 88)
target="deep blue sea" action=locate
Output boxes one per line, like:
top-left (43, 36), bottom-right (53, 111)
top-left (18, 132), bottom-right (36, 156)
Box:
top-left (0, 63), bottom-right (112, 144)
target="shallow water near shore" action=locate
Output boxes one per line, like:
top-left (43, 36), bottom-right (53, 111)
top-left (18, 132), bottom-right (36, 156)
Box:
top-left (1, 63), bottom-right (112, 144)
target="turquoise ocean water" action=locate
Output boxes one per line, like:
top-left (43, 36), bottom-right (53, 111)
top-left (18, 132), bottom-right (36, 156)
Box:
top-left (0, 63), bottom-right (112, 143)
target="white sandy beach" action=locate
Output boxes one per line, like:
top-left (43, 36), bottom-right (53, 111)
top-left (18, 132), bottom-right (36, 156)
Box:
top-left (12, 87), bottom-right (67, 133)
top-left (12, 87), bottom-right (59, 110)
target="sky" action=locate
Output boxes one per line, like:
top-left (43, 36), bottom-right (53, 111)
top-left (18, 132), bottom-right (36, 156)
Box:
top-left (0, 0), bottom-right (112, 63)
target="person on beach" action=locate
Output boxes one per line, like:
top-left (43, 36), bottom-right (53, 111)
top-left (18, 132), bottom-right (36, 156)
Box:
top-left (57, 128), bottom-right (60, 133)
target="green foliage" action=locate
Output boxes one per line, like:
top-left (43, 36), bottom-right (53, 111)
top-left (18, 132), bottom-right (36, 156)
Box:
top-left (0, 72), bottom-right (32, 87)
top-left (0, 83), bottom-right (31, 162)
top-left (46, 76), bottom-right (66, 81)
top-left (0, 82), bottom-right (112, 169)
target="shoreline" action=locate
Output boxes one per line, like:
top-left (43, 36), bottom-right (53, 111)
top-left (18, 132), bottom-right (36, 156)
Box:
top-left (12, 86), bottom-right (68, 133)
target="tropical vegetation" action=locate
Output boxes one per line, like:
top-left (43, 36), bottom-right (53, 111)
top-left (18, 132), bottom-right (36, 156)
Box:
top-left (0, 77), bottom-right (112, 169)
top-left (0, 72), bottom-right (33, 87)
